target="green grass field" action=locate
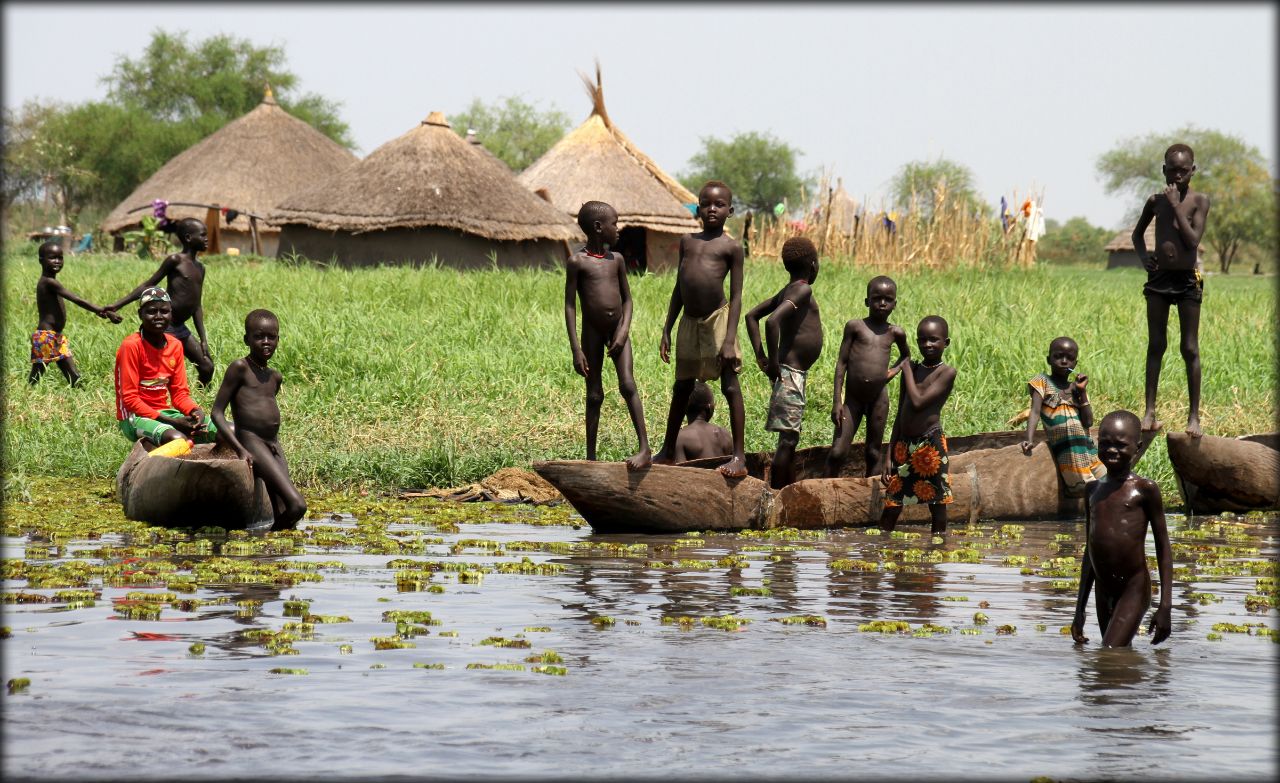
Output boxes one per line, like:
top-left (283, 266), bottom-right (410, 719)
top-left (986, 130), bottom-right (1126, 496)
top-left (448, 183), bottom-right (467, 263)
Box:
top-left (3, 247), bottom-right (1275, 499)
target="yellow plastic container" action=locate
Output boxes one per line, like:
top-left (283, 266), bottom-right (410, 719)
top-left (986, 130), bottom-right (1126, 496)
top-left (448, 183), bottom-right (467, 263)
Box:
top-left (148, 438), bottom-right (193, 458)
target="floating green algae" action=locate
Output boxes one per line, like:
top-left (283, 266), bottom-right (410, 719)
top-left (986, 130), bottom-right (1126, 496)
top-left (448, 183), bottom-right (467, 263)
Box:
top-left (590, 616), bottom-right (616, 628)
top-left (774, 615), bottom-right (827, 627)
top-left (525, 650), bottom-right (563, 663)
top-left (480, 636), bottom-right (531, 649)
top-left (730, 586), bottom-right (772, 597)
top-left (973, 612), bottom-right (990, 625)
top-left (466, 663), bottom-right (526, 671)
top-left (413, 662), bottom-right (446, 669)
top-left (531, 665), bottom-right (567, 675)
top-left (188, 642), bottom-right (206, 655)
top-left (859, 620), bottom-right (910, 634)
top-left (268, 667), bottom-right (308, 675)
top-left (8, 677), bottom-right (32, 693)
top-left (371, 636), bottom-right (416, 650)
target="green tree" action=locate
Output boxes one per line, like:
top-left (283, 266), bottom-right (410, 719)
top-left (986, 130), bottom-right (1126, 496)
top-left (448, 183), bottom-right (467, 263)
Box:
top-left (1036, 216), bottom-right (1112, 266)
top-left (1096, 126), bottom-right (1278, 273)
top-left (2, 101), bottom-right (101, 224)
top-left (680, 131), bottom-right (810, 215)
top-left (890, 157), bottom-right (988, 220)
top-left (450, 96), bottom-right (570, 172)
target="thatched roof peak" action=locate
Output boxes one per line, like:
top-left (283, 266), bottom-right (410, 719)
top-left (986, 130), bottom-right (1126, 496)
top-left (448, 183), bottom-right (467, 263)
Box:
top-left (424, 111), bottom-right (450, 128)
top-left (262, 84), bottom-right (277, 105)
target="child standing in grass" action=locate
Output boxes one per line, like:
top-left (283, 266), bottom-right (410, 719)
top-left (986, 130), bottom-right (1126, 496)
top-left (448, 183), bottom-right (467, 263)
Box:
top-left (210, 309), bottom-right (307, 529)
top-left (1072, 410), bottom-right (1172, 648)
top-left (744, 237), bottom-right (823, 489)
top-left (674, 382), bottom-right (732, 462)
top-left (1021, 336), bottom-right (1105, 496)
top-left (824, 275), bottom-right (910, 478)
top-left (106, 217), bottom-right (216, 386)
top-left (563, 200), bottom-right (651, 469)
top-left (654, 181), bottom-right (748, 477)
top-left (30, 240), bottom-right (122, 387)
top-left (1132, 143), bottom-right (1210, 437)
top-left (113, 287), bottom-right (217, 446)
top-left (880, 316), bottom-right (957, 535)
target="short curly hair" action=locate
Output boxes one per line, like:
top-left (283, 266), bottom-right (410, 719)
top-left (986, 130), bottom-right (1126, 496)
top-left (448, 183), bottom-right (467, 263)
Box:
top-left (780, 237), bottom-right (817, 275)
top-left (1164, 143), bottom-right (1194, 163)
top-left (700, 180), bottom-right (732, 201)
top-left (577, 200), bottom-right (616, 235)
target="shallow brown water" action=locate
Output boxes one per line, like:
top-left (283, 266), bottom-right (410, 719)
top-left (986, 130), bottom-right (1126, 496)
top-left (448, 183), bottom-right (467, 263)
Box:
top-left (3, 503), bottom-right (1276, 780)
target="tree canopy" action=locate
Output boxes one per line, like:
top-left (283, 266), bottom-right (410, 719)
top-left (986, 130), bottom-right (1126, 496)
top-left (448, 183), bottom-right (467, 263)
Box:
top-left (1096, 126), bottom-right (1277, 273)
top-left (680, 131), bottom-right (810, 215)
top-left (890, 157), bottom-right (988, 220)
top-left (1036, 216), bottom-right (1112, 266)
top-left (450, 96), bottom-right (570, 172)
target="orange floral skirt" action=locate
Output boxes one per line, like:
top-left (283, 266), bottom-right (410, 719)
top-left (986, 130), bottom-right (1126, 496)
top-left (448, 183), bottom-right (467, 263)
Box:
top-left (884, 426), bottom-right (953, 507)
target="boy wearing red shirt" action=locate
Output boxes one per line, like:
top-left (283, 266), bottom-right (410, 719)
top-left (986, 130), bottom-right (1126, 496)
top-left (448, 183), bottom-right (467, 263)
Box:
top-left (114, 287), bottom-right (216, 446)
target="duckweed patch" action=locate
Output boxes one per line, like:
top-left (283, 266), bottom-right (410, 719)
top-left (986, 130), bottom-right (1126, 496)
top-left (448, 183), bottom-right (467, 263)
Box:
top-left (775, 615), bottom-right (828, 627)
top-left (859, 620), bottom-right (911, 634)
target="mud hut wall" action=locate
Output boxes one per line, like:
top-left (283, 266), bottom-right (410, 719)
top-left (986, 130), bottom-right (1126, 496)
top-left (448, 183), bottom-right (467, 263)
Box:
top-left (276, 225), bottom-right (569, 269)
top-left (1106, 249), bottom-right (1145, 269)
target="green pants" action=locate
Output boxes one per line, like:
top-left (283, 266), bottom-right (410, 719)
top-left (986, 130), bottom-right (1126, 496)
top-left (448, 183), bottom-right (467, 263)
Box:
top-left (118, 410), bottom-right (218, 446)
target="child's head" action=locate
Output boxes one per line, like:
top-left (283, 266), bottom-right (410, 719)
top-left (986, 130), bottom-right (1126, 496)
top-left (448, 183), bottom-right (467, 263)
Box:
top-left (138, 287), bottom-right (173, 335)
top-left (243, 308), bottom-right (280, 364)
top-left (577, 201), bottom-right (619, 244)
top-left (1097, 410), bottom-right (1142, 472)
top-left (780, 237), bottom-right (819, 283)
top-left (1163, 143), bottom-right (1196, 186)
top-left (697, 181), bottom-right (734, 228)
top-left (916, 315), bottom-right (950, 362)
top-left (163, 218), bottom-right (208, 250)
top-left (38, 241), bottom-right (64, 270)
top-left (686, 381), bottom-right (715, 423)
top-left (865, 275), bottom-right (897, 317)
top-left (1046, 336), bottom-right (1079, 376)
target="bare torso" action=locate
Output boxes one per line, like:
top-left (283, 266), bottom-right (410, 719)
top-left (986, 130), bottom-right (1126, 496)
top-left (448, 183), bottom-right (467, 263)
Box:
top-left (35, 278), bottom-right (68, 331)
top-left (678, 232), bottom-right (739, 318)
top-left (570, 251), bottom-right (625, 334)
top-left (1152, 192), bottom-right (1207, 271)
top-left (778, 283), bottom-right (823, 371)
top-left (843, 319), bottom-right (902, 403)
top-left (896, 362), bottom-right (953, 439)
top-left (164, 254), bottom-right (206, 324)
top-left (1086, 475), bottom-right (1155, 593)
top-left (675, 420), bottom-right (733, 462)
top-left (229, 360), bottom-right (282, 442)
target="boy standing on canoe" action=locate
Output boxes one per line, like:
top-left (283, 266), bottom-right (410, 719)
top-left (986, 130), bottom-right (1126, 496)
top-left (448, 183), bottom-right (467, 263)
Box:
top-left (824, 275), bottom-right (910, 478)
top-left (30, 240), bottom-right (122, 387)
top-left (113, 287), bottom-right (217, 446)
top-left (563, 200), bottom-right (651, 469)
top-left (880, 316), bottom-right (957, 535)
top-left (1021, 336), bottom-right (1105, 495)
top-left (654, 181), bottom-right (748, 478)
top-left (210, 309), bottom-right (307, 529)
top-left (1072, 410), bottom-right (1172, 647)
top-left (674, 382), bottom-right (732, 462)
top-left (744, 237), bottom-right (824, 489)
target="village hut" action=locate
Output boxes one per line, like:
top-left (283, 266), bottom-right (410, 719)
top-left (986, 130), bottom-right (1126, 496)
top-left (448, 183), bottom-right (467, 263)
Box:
top-left (269, 111), bottom-right (582, 268)
top-left (1105, 222), bottom-right (1203, 269)
top-left (465, 128), bottom-right (510, 171)
top-left (100, 88), bottom-right (357, 257)
top-left (518, 66), bottom-right (699, 273)
top-left (827, 178), bottom-right (860, 236)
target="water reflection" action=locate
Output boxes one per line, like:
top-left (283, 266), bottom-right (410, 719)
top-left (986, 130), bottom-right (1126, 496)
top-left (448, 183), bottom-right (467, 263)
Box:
top-left (1075, 645), bottom-right (1173, 708)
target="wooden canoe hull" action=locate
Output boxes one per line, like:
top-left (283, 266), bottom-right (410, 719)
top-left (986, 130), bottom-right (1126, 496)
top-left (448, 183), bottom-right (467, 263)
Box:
top-left (116, 441), bottom-right (274, 529)
top-left (1167, 432), bottom-right (1280, 513)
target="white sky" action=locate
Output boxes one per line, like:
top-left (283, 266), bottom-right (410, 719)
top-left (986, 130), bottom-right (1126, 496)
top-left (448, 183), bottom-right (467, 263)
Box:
top-left (5, 2), bottom-right (1275, 230)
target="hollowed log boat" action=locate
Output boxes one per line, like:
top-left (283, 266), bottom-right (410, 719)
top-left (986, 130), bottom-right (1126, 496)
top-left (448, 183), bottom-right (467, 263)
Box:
top-left (116, 440), bottom-right (274, 529)
top-left (534, 429), bottom-right (1156, 533)
top-left (1166, 432), bottom-right (1280, 515)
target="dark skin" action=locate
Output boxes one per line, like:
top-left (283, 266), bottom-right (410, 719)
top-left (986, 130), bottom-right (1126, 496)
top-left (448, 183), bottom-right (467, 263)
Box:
top-left (655, 185), bottom-right (748, 477)
top-left (30, 244), bottom-right (122, 386)
top-left (106, 221), bottom-right (215, 386)
top-left (1072, 415), bottom-right (1172, 648)
top-left (564, 205), bottom-right (651, 470)
top-left (1132, 149), bottom-right (1210, 437)
top-left (880, 320), bottom-right (956, 535)
top-left (1021, 337), bottom-right (1092, 454)
top-left (744, 255), bottom-right (823, 489)
top-left (674, 402), bottom-right (732, 462)
top-left (824, 279), bottom-right (910, 478)
top-left (210, 315), bottom-right (307, 529)
top-left (137, 300), bottom-right (207, 444)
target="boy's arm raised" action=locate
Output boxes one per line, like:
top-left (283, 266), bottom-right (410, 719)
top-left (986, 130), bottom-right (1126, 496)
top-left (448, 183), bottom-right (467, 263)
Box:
top-left (52, 280), bottom-right (115, 321)
top-left (1143, 479), bottom-right (1172, 644)
top-left (900, 362), bottom-right (956, 409)
top-left (1166, 189), bottom-right (1209, 250)
top-left (210, 362), bottom-right (252, 465)
top-left (107, 258), bottom-right (174, 312)
top-left (564, 260), bottom-right (588, 376)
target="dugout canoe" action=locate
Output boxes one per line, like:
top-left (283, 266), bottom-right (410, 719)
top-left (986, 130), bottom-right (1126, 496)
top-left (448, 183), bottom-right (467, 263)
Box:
top-left (116, 441), bottom-right (274, 529)
top-left (1167, 432), bottom-right (1280, 514)
top-left (534, 429), bottom-right (1156, 533)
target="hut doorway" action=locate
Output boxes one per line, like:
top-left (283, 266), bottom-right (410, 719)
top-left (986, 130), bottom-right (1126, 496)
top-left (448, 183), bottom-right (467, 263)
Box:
top-left (616, 225), bottom-right (647, 274)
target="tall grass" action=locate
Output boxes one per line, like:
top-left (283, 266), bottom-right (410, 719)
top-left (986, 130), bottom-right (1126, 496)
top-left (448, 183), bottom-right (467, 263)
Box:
top-left (3, 245), bottom-right (1274, 496)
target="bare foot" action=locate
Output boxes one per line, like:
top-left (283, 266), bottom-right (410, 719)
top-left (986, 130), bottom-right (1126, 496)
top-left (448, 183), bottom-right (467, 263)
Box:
top-left (625, 448), bottom-right (652, 471)
top-left (1186, 416), bottom-right (1202, 438)
top-left (717, 455), bottom-right (748, 478)
top-left (1140, 411), bottom-right (1163, 432)
top-left (652, 450), bottom-right (676, 466)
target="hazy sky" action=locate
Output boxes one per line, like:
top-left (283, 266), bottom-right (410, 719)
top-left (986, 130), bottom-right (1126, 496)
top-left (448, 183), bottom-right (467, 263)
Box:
top-left (5, 3), bottom-right (1275, 230)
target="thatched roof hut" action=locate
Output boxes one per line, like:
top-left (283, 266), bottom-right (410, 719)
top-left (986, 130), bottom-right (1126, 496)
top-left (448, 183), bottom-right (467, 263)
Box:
top-left (1104, 222), bottom-right (1202, 269)
top-left (518, 66), bottom-right (698, 273)
top-left (270, 111), bottom-right (582, 268)
top-left (101, 88), bottom-right (357, 257)
top-left (827, 178), bottom-right (860, 235)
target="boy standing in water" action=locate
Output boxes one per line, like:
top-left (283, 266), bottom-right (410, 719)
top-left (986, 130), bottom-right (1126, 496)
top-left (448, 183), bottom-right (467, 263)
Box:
top-left (563, 201), bottom-right (651, 469)
top-left (1021, 336), bottom-right (1105, 495)
top-left (824, 275), bottom-right (910, 478)
top-left (744, 237), bottom-right (823, 489)
top-left (30, 241), bottom-right (122, 387)
top-left (210, 309), bottom-right (308, 529)
top-left (880, 316), bottom-right (957, 535)
top-left (1132, 143), bottom-right (1210, 437)
top-left (106, 217), bottom-right (216, 386)
top-left (654, 181), bottom-right (748, 477)
top-left (1071, 410), bottom-right (1172, 648)
top-left (674, 382), bottom-right (732, 462)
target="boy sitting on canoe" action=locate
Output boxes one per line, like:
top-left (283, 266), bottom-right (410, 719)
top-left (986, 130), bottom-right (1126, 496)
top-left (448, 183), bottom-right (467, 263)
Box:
top-left (210, 309), bottom-right (307, 529)
top-left (744, 237), bottom-right (823, 488)
top-left (880, 316), bottom-right (957, 535)
top-left (113, 287), bottom-right (217, 446)
top-left (30, 240), bottom-right (122, 387)
top-left (674, 382), bottom-right (733, 462)
top-left (1072, 410), bottom-right (1172, 647)
top-left (654, 181), bottom-right (748, 477)
top-left (1021, 336), bottom-right (1105, 496)
top-left (563, 200), bottom-right (651, 469)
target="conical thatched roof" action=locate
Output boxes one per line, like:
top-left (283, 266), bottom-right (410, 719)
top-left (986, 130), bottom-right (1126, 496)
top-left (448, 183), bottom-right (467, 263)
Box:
top-left (101, 89), bottom-right (358, 234)
top-left (518, 65), bottom-right (699, 234)
top-left (269, 111), bottom-right (581, 242)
